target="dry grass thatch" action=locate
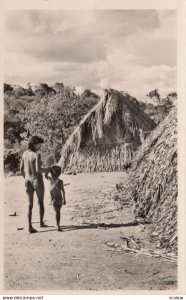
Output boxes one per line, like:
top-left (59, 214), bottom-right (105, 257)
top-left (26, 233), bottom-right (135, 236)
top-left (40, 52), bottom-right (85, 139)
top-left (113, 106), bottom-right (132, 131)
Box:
top-left (116, 107), bottom-right (177, 253)
top-left (59, 89), bottom-right (156, 172)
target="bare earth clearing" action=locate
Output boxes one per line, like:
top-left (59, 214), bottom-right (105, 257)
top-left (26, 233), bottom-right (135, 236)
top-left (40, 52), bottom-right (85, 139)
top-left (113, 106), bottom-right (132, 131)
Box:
top-left (4, 172), bottom-right (177, 291)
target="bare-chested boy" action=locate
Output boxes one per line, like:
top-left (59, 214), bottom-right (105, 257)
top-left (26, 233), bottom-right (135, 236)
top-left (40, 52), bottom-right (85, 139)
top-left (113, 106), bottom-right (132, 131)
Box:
top-left (20, 135), bottom-right (48, 233)
top-left (45, 165), bottom-right (66, 231)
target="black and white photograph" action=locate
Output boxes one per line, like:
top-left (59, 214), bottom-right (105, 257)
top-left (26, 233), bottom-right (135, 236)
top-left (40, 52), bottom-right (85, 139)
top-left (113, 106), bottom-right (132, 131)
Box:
top-left (1, 0), bottom-right (186, 296)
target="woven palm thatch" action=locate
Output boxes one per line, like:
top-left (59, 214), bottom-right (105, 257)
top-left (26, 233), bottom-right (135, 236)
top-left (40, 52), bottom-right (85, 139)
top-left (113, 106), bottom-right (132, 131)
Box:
top-left (59, 89), bottom-right (156, 172)
top-left (116, 107), bottom-right (177, 252)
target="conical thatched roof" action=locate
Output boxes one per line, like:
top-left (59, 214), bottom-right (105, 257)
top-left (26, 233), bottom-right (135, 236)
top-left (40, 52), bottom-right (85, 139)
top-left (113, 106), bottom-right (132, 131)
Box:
top-left (59, 89), bottom-right (156, 172)
top-left (116, 107), bottom-right (177, 252)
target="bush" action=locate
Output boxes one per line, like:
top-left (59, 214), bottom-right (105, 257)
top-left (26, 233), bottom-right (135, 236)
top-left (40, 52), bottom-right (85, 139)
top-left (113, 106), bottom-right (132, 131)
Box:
top-left (4, 149), bottom-right (21, 174)
top-left (4, 83), bottom-right (13, 95)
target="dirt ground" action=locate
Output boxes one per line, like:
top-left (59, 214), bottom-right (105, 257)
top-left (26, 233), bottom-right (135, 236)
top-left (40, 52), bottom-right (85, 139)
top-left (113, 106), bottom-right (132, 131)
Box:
top-left (4, 172), bottom-right (177, 291)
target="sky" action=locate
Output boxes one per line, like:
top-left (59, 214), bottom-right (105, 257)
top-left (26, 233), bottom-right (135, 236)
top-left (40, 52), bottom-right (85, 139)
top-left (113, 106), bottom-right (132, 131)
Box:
top-left (4, 10), bottom-right (177, 101)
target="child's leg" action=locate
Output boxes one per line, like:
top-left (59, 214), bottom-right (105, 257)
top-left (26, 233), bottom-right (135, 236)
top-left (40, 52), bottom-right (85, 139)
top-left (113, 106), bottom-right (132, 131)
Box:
top-left (25, 182), bottom-right (37, 233)
top-left (36, 182), bottom-right (45, 227)
top-left (53, 201), bottom-right (61, 231)
top-left (56, 208), bottom-right (61, 230)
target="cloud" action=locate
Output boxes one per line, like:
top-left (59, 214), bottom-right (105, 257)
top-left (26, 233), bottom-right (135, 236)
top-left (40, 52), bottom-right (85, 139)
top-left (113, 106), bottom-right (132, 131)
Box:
top-left (5, 11), bottom-right (88, 35)
top-left (4, 9), bottom-right (177, 100)
top-left (5, 11), bottom-right (107, 63)
top-left (125, 65), bottom-right (177, 97)
top-left (33, 34), bottom-right (107, 63)
top-left (94, 10), bottom-right (160, 37)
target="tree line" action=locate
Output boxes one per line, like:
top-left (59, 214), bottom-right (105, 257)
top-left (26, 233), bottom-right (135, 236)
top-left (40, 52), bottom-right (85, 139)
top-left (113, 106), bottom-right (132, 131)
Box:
top-left (4, 82), bottom-right (99, 173)
top-left (4, 83), bottom-right (176, 174)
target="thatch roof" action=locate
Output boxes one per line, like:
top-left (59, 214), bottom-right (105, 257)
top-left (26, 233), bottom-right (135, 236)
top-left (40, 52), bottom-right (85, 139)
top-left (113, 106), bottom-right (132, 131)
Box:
top-left (59, 89), bottom-right (156, 172)
top-left (115, 107), bottom-right (177, 252)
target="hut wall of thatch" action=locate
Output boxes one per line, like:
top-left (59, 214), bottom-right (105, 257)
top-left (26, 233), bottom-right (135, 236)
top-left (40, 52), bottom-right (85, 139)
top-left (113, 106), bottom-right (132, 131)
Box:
top-left (115, 108), bottom-right (177, 252)
top-left (59, 89), bottom-right (156, 172)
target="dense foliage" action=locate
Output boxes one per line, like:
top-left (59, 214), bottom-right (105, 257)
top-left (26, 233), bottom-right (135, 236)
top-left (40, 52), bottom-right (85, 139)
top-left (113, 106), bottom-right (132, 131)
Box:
top-left (4, 83), bottom-right (176, 173)
top-left (4, 83), bottom-right (99, 173)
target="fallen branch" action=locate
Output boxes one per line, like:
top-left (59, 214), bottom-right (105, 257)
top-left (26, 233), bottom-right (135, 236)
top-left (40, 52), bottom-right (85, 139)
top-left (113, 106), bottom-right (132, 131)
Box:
top-left (105, 242), bottom-right (177, 262)
top-left (82, 220), bottom-right (140, 228)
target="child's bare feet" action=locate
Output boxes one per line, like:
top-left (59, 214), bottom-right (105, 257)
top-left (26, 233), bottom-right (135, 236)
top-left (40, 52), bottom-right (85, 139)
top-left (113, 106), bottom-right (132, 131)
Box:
top-left (29, 227), bottom-right (38, 234)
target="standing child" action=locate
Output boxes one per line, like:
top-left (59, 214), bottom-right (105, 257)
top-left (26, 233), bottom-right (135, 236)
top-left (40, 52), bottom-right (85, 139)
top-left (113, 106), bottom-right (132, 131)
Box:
top-left (20, 135), bottom-right (48, 233)
top-left (45, 165), bottom-right (66, 231)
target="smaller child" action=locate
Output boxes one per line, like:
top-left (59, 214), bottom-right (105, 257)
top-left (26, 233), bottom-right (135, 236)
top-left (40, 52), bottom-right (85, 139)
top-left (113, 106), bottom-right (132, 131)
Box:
top-left (45, 165), bottom-right (66, 231)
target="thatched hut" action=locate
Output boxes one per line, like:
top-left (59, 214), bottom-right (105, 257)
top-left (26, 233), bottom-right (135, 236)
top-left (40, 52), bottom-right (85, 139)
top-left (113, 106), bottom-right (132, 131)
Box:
top-left (116, 107), bottom-right (177, 252)
top-left (59, 89), bottom-right (156, 172)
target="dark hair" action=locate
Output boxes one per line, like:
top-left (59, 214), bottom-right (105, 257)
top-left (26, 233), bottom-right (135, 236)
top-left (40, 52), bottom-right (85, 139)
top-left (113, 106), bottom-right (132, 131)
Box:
top-left (28, 136), bottom-right (44, 152)
top-left (50, 165), bottom-right (61, 178)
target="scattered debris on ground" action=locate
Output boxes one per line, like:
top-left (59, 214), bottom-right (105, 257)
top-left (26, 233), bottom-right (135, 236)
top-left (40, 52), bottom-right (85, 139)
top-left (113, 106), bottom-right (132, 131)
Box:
top-left (9, 212), bottom-right (17, 216)
top-left (104, 241), bottom-right (177, 262)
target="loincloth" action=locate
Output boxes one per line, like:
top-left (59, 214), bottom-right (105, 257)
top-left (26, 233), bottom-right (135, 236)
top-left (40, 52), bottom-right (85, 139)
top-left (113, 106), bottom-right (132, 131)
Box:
top-left (25, 179), bottom-right (44, 192)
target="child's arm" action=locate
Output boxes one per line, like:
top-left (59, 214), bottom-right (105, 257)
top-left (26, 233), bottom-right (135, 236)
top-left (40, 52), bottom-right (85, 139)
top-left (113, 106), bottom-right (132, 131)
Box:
top-left (45, 169), bottom-right (51, 180)
top-left (61, 180), bottom-right (66, 205)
